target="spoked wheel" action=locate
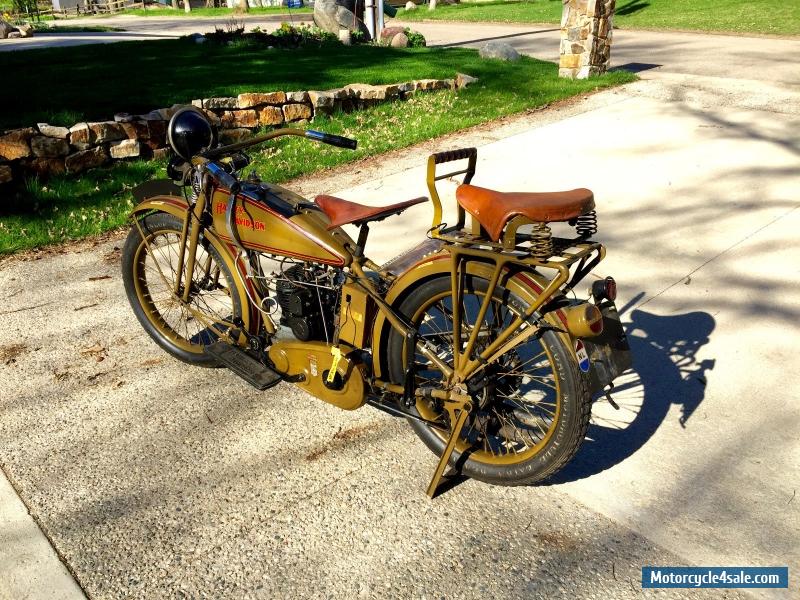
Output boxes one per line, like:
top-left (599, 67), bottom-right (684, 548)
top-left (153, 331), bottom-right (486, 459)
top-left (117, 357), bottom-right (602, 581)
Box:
top-left (122, 212), bottom-right (245, 366)
top-left (387, 275), bottom-right (590, 486)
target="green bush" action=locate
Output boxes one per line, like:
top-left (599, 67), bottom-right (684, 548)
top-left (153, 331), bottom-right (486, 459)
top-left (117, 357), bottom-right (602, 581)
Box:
top-left (8, 0), bottom-right (39, 21)
top-left (350, 29), bottom-right (368, 44)
top-left (404, 28), bottom-right (427, 48)
top-left (202, 22), bottom-right (338, 48)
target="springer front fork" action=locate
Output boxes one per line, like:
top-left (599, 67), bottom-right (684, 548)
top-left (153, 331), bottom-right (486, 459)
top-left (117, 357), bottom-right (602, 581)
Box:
top-left (173, 177), bottom-right (208, 302)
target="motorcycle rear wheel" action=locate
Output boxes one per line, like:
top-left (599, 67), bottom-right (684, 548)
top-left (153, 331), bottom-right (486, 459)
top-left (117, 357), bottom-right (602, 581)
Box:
top-left (122, 212), bottom-right (244, 367)
top-left (387, 275), bottom-right (590, 486)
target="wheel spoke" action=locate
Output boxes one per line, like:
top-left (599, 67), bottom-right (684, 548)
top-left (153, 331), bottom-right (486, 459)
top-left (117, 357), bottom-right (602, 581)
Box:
top-left (136, 226), bottom-right (237, 352)
top-left (405, 282), bottom-right (571, 466)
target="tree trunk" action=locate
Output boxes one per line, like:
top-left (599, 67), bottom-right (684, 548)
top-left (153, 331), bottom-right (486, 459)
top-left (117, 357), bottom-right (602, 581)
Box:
top-left (428, 0), bottom-right (436, 11)
top-left (239, 0), bottom-right (249, 12)
top-left (184, 0), bottom-right (191, 12)
top-left (171, 0), bottom-right (178, 9)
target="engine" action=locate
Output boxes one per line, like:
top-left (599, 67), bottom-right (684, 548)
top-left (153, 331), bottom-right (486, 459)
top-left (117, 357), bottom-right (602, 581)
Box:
top-left (275, 264), bottom-right (338, 342)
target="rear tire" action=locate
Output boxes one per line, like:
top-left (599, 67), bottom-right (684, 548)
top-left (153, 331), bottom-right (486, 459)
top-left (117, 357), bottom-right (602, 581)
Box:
top-left (122, 212), bottom-right (244, 367)
top-left (387, 275), bottom-right (590, 486)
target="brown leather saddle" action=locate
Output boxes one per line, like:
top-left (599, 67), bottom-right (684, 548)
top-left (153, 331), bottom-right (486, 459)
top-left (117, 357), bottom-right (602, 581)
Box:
top-left (455, 184), bottom-right (595, 242)
top-left (315, 194), bottom-right (428, 229)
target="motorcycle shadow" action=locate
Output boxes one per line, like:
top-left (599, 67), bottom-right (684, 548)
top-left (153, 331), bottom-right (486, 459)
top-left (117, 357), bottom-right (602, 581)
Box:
top-left (548, 305), bottom-right (716, 484)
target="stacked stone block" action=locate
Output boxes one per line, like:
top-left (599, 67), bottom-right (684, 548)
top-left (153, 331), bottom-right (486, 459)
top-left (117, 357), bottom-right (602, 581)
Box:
top-left (559, 0), bottom-right (616, 79)
top-left (0, 75), bottom-right (476, 186)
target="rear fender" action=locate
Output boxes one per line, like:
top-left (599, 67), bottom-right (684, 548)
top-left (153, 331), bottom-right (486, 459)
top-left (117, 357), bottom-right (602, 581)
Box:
top-left (582, 300), bottom-right (633, 395)
top-left (130, 194), bottom-right (258, 337)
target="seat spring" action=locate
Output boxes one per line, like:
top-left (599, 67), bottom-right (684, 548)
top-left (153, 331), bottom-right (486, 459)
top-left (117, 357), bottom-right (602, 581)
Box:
top-left (529, 222), bottom-right (554, 260)
top-left (575, 211), bottom-right (598, 237)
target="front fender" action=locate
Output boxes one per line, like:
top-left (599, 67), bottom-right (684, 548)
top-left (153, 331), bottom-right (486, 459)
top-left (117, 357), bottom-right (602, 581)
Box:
top-left (130, 194), bottom-right (258, 337)
top-left (371, 248), bottom-right (570, 379)
top-left (130, 193), bottom-right (190, 221)
top-left (132, 179), bottom-right (183, 204)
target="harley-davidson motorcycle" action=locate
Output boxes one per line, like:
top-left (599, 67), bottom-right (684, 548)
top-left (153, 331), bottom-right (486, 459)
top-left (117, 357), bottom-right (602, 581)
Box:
top-left (123, 107), bottom-right (631, 497)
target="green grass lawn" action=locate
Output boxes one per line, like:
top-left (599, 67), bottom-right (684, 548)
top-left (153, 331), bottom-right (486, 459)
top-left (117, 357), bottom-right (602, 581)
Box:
top-left (2, 38), bottom-right (527, 128)
top-left (0, 42), bottom-right (635, 254)
top-left (399, 0), bottom-right (800, 36)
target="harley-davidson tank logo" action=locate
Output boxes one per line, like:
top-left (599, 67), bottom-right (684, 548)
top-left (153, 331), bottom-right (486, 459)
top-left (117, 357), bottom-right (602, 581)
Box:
top-left (215, 202), bottom-right (266, 231)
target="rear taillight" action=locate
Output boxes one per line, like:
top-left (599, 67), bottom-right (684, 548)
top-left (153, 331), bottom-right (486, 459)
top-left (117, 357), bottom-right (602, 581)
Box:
top-left (591, 276), bottom-right (617, 303)
top-left (589, 312), bottom-right (604, 334)
top-left (563, 303), bottom-right (604, 338)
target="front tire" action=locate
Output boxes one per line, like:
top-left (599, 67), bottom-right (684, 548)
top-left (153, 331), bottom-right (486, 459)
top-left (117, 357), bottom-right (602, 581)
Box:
top-left (387, 275), bottom-right (590, 486)
top-left (122, 212), bottom-right (244, 367)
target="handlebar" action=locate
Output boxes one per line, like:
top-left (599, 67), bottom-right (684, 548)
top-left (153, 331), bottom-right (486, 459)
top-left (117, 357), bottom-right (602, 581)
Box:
top-left (198, 127), bottom-right (357, 191)
top-left (201, 127), bottom-right (357, 160)
top-left (304, 130), bottom-right (358, 150)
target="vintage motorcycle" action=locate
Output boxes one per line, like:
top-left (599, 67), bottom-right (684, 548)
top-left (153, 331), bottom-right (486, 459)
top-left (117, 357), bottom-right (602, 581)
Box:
top-left (123, 107), bottom-right (631, 497)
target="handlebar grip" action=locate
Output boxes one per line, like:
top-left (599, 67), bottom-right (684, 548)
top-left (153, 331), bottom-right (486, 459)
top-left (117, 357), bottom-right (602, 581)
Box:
top-left (205, 161), bottom-right (239, 191)
top-left (431, 147), bottom-right (477, 164)
top-left (305, 130), bottom-right (358, 150)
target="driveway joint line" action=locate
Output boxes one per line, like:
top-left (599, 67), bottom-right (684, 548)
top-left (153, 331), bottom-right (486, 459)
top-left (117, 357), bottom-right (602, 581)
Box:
top-left (0, 461), bottom-right (90, 599)
top-left (635, 203), bottom-right (800, 310)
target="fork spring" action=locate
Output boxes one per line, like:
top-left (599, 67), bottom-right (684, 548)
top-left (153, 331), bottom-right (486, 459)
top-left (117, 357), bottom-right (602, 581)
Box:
top-left (529, 222), bottom-right (554, 260)
top-left (190, 171), bottom-right (202, 203)
top-left (575, 211), bottom-right (598, 237)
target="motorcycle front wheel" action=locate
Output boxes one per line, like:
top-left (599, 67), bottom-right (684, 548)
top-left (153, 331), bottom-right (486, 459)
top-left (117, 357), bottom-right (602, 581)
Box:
top-left (387, 274), bottom-right (590, 486)
top-left (122, 212), bottom-right (245, 367)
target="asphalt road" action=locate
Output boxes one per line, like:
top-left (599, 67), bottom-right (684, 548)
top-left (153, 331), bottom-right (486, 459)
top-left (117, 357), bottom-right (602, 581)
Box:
top-left (0, 13), bottom-right (311, 52)
top-left (1, 16), bottom-right (799, 600)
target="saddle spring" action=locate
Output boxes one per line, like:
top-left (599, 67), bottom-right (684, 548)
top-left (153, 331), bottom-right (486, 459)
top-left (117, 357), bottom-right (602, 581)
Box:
top-left (574, 211), bottom-right (598, 238)
top-left (529, 222), bottom-right (554, 260)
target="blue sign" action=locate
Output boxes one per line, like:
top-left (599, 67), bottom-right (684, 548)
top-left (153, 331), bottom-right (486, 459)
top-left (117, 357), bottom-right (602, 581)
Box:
top-left (642, 567), bottom-right (789, 589)
top-left (575, 340), bottom-right (590, 372)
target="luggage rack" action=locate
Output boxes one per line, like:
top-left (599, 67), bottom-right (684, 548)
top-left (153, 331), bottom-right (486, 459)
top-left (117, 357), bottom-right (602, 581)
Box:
top-left (425, 148), bottom-right (604, 291)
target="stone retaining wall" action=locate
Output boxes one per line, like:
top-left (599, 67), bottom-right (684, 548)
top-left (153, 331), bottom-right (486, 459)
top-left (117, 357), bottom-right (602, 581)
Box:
top-left (0, 74), bottom-right (476, 187)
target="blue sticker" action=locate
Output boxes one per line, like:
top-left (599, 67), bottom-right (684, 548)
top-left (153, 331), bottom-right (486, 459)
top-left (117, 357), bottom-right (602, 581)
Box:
top-left (575, 340), bottom-right (590, 372)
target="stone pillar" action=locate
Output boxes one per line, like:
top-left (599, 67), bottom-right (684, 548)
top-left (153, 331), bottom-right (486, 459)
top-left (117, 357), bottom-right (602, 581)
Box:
top-left (559, 0), bottom-right (616, 79)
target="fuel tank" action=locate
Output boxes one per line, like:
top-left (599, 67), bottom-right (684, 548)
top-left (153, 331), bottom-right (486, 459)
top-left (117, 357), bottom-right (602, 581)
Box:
top-left (210, 181), bottom-right (353, 266)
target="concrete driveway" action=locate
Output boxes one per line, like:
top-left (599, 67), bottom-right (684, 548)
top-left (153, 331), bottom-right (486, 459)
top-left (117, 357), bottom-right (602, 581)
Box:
top-left (1, 19), bottom-right (799, 600)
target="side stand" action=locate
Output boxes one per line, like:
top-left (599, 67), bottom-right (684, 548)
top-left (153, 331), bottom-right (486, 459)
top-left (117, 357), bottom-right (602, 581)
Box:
top-left (426, 400), bottom-right (472, 498)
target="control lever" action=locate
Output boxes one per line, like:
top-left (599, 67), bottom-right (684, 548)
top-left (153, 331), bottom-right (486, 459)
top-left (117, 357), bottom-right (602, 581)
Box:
top-left (205, 161), bottom-right (239, 192)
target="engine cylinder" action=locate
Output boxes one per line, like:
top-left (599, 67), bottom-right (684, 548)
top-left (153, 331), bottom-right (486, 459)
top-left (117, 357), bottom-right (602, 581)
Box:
top-left (275, 264), bottom-right (336, 342)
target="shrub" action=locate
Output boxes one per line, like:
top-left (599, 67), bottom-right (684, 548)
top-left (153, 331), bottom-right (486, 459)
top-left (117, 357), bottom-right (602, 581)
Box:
top-left (350, 29), bottom-right (368, 44)
top-left (404, 28), bottom-right (426, 48)
top-left (201, 23), bottom-right (338, 49)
